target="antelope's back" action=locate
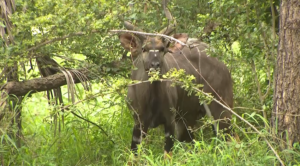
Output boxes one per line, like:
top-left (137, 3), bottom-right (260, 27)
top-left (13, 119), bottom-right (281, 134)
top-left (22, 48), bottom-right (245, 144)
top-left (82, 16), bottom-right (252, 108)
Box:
top-left (163, 42), bottom-right (233, 108)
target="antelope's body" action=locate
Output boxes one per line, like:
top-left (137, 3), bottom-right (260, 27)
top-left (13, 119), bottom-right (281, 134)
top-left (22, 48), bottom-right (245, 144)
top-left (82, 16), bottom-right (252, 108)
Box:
top-left (119, 30), bottom-right (233, 155)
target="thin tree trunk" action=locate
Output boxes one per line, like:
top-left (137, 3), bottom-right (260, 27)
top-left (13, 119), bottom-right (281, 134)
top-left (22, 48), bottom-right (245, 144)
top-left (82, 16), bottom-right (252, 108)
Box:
top-left (0, 0), bottom-right (21, 147)
top-left (272, 0), bottom-right (300, 148)
top-left (6, 64), bottom-right (22, 147)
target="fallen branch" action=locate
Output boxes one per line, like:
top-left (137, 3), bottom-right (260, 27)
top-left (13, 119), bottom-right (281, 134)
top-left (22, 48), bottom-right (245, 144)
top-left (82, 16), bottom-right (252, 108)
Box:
top-left (0, 60), bottom-right (129, 97)
top-left (0, 69), bottom-right (90, 96)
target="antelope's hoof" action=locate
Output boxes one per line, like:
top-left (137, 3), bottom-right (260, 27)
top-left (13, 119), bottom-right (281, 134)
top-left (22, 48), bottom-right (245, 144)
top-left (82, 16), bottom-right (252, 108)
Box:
top-left (234, 133), bottom-right (241, 142)
top-left (226, 133), bottom-right (241, 143)
top-left (127, 161), bottom-right (134, 166)
top-left (164, 151), bottom-right (173, 160)
top-left (127, 154), bottom-right (137, 166)
top-left (127, 158), bottom-right (138, 166)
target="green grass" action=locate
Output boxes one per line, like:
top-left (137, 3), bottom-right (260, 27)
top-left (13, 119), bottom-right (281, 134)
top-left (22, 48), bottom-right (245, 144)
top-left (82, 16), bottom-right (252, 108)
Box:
top-left (1, 88), bottom-right (300, 166)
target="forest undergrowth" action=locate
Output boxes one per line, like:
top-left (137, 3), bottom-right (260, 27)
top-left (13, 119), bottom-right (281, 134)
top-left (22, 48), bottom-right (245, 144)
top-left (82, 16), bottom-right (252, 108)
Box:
top-left (1, 83), bottom-right (300, 166)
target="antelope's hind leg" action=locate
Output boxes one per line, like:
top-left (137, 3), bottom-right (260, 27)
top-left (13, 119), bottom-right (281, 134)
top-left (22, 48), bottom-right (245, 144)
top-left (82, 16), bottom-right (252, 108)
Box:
top-left (163, 123), bottom-right (175, 159)
top-left (130, 123), bottom-right (149, 154)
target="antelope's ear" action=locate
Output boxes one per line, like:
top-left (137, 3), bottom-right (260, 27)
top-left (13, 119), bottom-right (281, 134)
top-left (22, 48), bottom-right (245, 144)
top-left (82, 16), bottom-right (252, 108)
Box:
top-left (167, 33), bottom-right (188, 53)
top-left (119, 33), bottom-right (142, 56)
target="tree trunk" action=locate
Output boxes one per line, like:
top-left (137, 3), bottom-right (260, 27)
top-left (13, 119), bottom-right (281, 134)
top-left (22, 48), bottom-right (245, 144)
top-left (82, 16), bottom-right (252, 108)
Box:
top-left (272, 0), bottom-right (300, 148)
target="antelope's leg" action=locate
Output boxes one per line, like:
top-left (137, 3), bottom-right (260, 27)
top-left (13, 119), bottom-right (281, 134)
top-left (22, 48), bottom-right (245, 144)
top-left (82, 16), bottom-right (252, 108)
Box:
top-left (130, 123), bottom-right (148, 155)
top-left (176, 120), bottom-right (194, 142)
top-left (130, 123), bottom-right (142, 154)
top-left (164, 123), bottom-right (175, 156)
top-left (209, 102), bottom-right (232, 138)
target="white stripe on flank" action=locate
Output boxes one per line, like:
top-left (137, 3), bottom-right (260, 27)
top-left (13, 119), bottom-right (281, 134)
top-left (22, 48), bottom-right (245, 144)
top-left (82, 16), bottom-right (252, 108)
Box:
top-left (204, 103), bottom-right (218, 135)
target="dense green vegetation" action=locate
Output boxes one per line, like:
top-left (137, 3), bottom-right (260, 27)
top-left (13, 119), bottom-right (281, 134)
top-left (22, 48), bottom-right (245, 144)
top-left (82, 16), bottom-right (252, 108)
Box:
top-left (1, 0), bottom-right (300, 165)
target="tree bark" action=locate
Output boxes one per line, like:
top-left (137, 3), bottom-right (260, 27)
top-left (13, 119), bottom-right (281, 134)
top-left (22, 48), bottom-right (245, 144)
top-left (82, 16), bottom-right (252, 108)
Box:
top-left (1, 69), bottom-right (90, 97)
top-left (272, 0), bottom-right (300, 148)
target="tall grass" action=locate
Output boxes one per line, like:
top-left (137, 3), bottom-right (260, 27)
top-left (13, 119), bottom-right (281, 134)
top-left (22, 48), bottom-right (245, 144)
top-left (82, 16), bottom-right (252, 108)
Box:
top-left (1, 84), bottom-right (300, 166)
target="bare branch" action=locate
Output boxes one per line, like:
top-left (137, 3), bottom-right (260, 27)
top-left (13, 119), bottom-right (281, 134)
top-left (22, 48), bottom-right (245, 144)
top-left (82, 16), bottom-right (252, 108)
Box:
top-left (110, 30), bottom-right (186, 46)
top-left (270, 0), bottom-right (277, 38)
top-left (250, 59), bottom-right (268, 125)
top-left (70, 110), bottom-right (115, 144)
top-left (262, 66), bottom-right (272, 100)
top-left (233, 107), bottom-right (263, 112)
top-left (250, 60), bottom-right (263, 100)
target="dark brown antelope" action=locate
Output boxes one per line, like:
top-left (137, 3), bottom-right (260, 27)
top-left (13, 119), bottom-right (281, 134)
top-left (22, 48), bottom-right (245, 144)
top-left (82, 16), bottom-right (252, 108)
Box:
top-left (118, 22), bottom-right (233, 157)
